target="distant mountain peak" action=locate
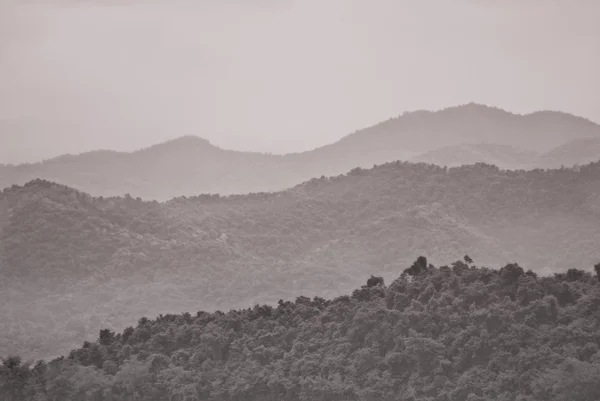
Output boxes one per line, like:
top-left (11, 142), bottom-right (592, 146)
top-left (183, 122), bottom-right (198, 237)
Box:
top-left (132, 136), bottom-right (222, 158)
top-left (399, 103), bottom-right (510, 117)
top-left (144, 135), bottom-right (214, 149)
top-left (171, 135), bottom-right (212, 145)
top-left (2, 104), bottom-right (599, 200)
top-left (449, 102), bottom-right (499, 110)
top-left (401, 103), bottom-right (599, 125)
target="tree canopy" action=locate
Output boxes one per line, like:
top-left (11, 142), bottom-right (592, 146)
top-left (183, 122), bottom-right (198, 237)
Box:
top-left (2, 258), bottom-right (600, 401)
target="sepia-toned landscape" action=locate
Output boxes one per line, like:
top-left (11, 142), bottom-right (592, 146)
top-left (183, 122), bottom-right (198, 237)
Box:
top-left (1, 1), bottom-right (599, 400)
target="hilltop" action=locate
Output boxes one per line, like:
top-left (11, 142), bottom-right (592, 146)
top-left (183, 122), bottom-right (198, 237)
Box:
top-left (2, 104), bottom-right (599, 199)
top-left (1, 259), bottom-right (600, 401)
top-left (1, 160), bottom-right (600, 360)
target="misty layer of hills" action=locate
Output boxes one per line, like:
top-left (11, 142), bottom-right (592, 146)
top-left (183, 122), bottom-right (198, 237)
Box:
top-left (1, 160), bottom-right (600, 361)
top-left (2, 104), bottom-right (600, 200)
top-left (1, 259), bottom-right (600, 401)
top-left (1, 102), bottom-right (600, 401)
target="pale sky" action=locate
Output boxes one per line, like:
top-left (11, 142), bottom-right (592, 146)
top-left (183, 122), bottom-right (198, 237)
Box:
top-left (1, 0), bottom-right (599, 163)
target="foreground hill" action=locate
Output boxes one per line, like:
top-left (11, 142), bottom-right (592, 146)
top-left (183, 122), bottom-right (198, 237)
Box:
top-left (2, 104), bottom-right (599, 199)
top-left (1, 161), bottom-right (600, 360)
top-left (2, 260), bottom-right (600, 401)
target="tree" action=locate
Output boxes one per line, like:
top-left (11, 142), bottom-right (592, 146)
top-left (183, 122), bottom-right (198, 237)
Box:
top-left (0, 356), bottom-right (32, 401)
top-left (367, 275), bottom-right (385, 288)
top-left (566, 269), bottom-right (586, 282)
top-left (452, 260), bottom-right (470, 276)
top-left (99, 328), bottom-right (116, 346)
top-left (594, 263), bottom-right (600, 282)
top-left (525, 269), bottom-right (538, 279)
top-left (499, 263), bottom-right (524, 283)
top-left (464, 255), bottom-right (473, 265)
top-left (404, 256), bottom-right (428, 277)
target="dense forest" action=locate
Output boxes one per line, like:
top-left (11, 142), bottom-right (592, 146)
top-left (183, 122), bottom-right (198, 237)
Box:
top-left (2, 258), bottom-right (600, 401)
top-left (2, 104), bottom-right (600, 199)
top-left (1, 160), bottom-right (600, 361)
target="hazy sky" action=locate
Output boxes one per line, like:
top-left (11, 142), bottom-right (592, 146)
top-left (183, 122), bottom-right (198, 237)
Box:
top-left (1, 0), bottom-right (599, 162)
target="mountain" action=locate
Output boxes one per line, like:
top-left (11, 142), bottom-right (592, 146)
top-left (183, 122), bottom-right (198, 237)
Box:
top-left (2, 260), bottom-right (600, 401)
top-left (2, 104), bottom-right (599, 200)
top-left (411, 143), bottom-right (538, 169)
top-left (1, 160), bottom-right (600, 360)
top-left (537, 137), bottom-right (600, 168)
top-left (331, 104), bottom-right (600, 155)
top-left (0, 135), bottom-right (350, 200)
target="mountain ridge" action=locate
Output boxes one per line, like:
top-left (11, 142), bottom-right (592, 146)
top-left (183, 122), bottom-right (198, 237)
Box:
top-left (1, 160), bottom-right (600, 360)
top-left (2, 103), bottom-right (600, 200)
top-left (4, 103), bottom-right (599, 165)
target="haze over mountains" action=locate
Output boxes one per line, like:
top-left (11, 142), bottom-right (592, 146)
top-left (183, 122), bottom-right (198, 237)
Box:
top-left (537, 137), bottom-right (600, 168)
top-left (2, 0), bottom-right (600, 399)
top-left (411, 143), bottom-right (538, 170)
top-left (2, 160), bottom-right (600, 360)
top-left (2, 103), bottom-right (600, 200)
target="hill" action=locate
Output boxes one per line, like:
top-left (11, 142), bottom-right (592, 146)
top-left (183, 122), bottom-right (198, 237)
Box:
top-left (411, 143), bottom-right (538, 169)
top-left (2, 104), bottom-right (599, 199)
top-left (1, 161), bottom-right (600, 360)
top-left (330, 104), bottom-right (600, 156)
top-left (2, 260), bottom-right (600, 401)
top-left (537, 137), bottom-right (600, 168)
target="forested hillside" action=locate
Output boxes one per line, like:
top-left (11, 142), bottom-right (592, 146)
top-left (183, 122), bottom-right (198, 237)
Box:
top-left (2, 259), bottom-right (600, 401)
top-left (1, 161), bottom-right (600, 360)
top-left (2, 104), bottom-right (599, 199)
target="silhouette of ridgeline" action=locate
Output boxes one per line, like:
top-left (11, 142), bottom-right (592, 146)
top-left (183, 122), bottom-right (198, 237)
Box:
top-left (2, 103), bottom-right (599, 200)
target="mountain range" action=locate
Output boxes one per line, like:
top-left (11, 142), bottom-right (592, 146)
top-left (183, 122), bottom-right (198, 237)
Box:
top-left (2, 103), bottom-right (600, 200)
top-left (1, 160), bottom-right (600, 360)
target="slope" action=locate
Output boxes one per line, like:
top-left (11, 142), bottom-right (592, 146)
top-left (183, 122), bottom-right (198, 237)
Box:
top-left (537, 137), bottom-right (600, 168)
top-left (2, 104), bottom-right (599, 199)
top-left (1, 160), bottom-right (600, 360)
top-left (2, 261), bottom-right (600, 401)
top-left (411, 143), bottom-right (538, 169)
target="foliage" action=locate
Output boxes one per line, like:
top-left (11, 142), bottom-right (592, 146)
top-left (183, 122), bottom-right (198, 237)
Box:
top-left (1, 161), bottom-right (600, 360)
top-left (2, 258), bottom-right (600, 400)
